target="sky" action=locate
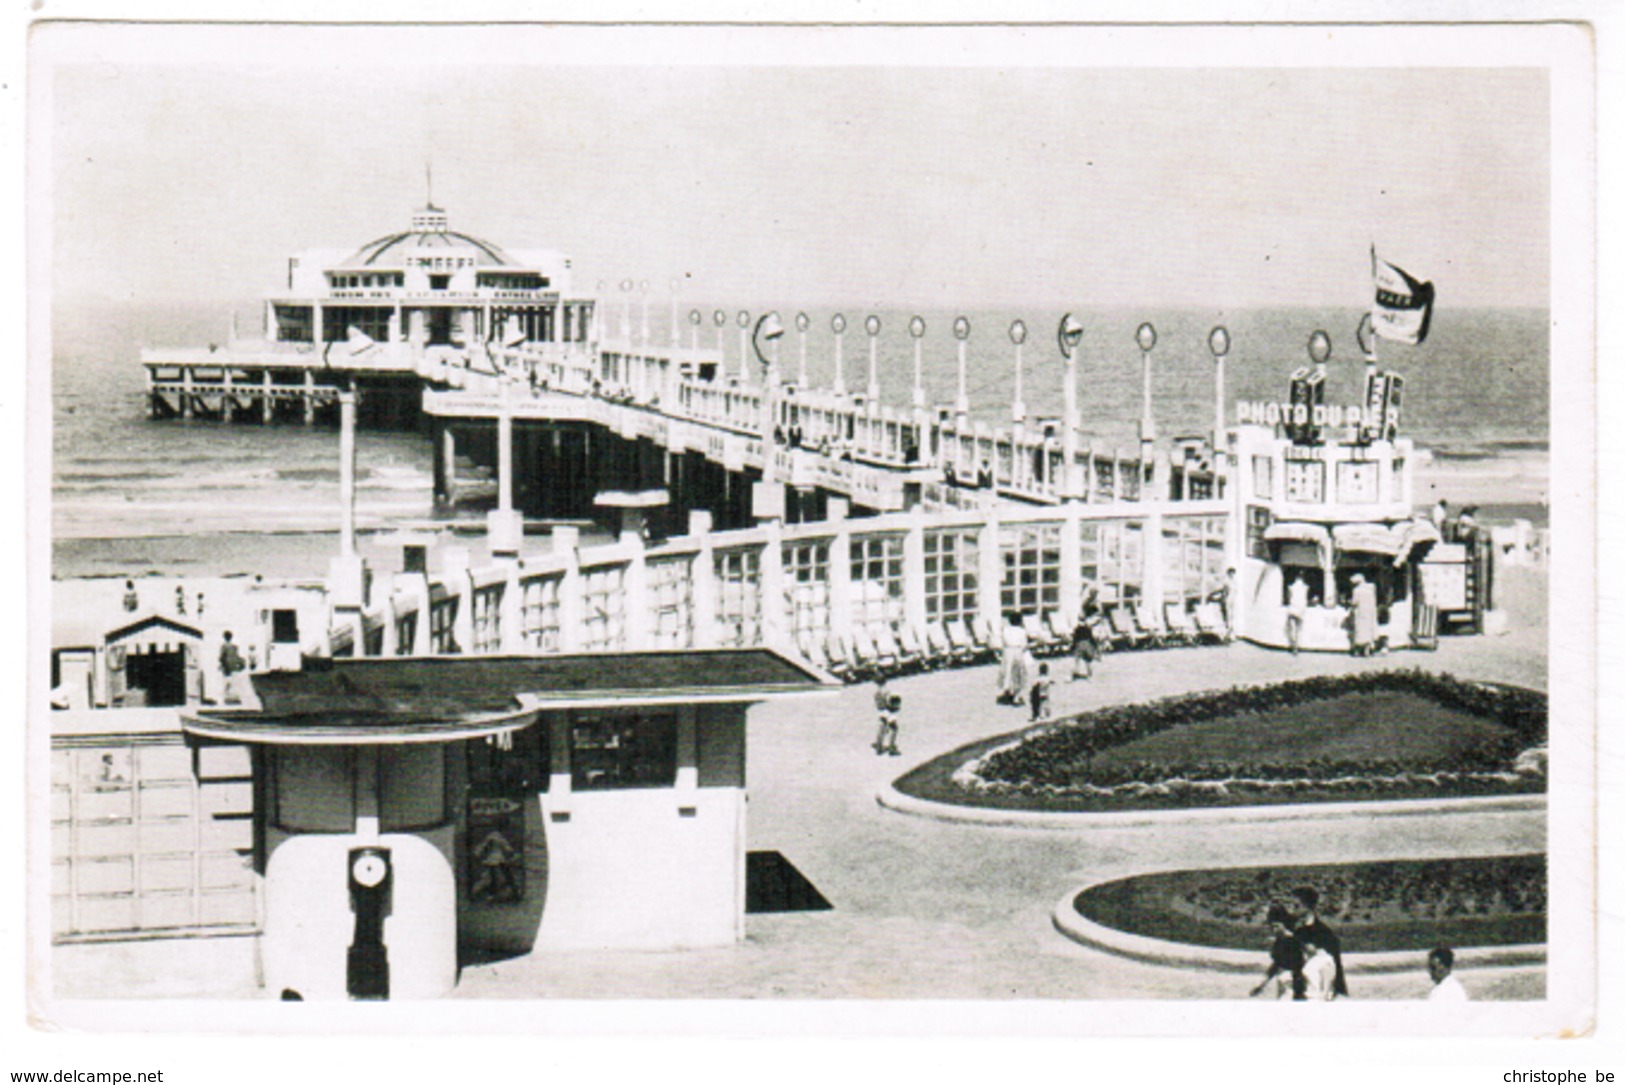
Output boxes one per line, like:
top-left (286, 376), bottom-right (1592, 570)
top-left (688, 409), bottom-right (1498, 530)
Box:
top-left (40, 25), bottom-right (1551, 311)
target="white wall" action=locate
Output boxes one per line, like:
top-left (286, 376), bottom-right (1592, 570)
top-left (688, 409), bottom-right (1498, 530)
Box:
top-left (262, 826), bottom-right (457, 1001)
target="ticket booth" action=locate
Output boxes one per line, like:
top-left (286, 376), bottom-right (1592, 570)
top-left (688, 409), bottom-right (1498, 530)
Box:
top-left (185, 648), bottom-right (831, 999)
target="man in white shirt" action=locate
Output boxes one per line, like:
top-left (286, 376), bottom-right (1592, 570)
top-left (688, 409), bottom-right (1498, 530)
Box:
top-left (1300, 934), bottom-right (1339, 1000)
top-left (1286, 574), bottom-right (1310, 655)
top-left (1427, 946), bottom-right (1469, 1002)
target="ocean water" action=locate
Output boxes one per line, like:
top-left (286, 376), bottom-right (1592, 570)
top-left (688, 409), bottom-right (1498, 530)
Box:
top-left (48, 299), bottom-right (1549, 577)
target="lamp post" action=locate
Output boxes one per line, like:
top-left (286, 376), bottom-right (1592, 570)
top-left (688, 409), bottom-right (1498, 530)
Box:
top-left (1136, 321), bottom-right (1157, 446)
top-left (620, 278), bottom-right (634, 344)
top-left (669, 278), bottom-right (681, 347)
top-left (1058, 314), bottom-right (1084, 500)
top-left (831, 313), bottom-right (847, 396)
top-left (737, 310), bottom-right (751, 384)
top-left (1009, 318), bottom-right (1028, 443)
top-left (689, 308), bottom-right (702, 353)
top-left (795, 312), bottom-right (810, 387)
top-left (753, 312), bottom-right (787, 522)
top-left (639, 279), bottom-right (650, 346)
top-left (713, 308), bottom-right (726, 359)
top-left (909, 316), bottom-right (927, 411)
top-left (864, 314), bottom-right (882, 409)
top-left (1209, 325), bottom-right (1230, 475)
top-left (596, 279), bottom-right (607, 353)
top-left (953, 316), bottom-right (971, 428)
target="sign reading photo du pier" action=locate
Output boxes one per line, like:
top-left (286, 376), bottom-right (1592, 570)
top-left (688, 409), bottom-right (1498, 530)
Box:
top-left (1235, 374), bottom-right (1402, 439)
top-left (1235, 400), bottom-right (1372, 428)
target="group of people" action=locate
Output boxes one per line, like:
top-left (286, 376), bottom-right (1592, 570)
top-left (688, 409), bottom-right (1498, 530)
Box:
top-left (993, 598), bottom-right (1110, 722)
top-left (1281, 570), bottom-right (1384, 657)
top-left (1249, 887), bottom-right (1350, 1001)
top-left (1249, 887), bottom-right (1470, 1001)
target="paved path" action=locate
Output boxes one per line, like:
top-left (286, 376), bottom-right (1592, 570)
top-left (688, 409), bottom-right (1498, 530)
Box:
top-left (455, 629), bottom-right (1547, 1001)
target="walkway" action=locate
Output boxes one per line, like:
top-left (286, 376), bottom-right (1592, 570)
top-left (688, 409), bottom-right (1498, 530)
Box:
top-left (453, 608), bottom-right (1548, 1001)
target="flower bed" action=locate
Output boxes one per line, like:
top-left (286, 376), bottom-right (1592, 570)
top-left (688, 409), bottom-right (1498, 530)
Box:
top-left (894, 670), bottom-right (1546, 813)
top-left (1073, 854), bottom-right (1546, 953)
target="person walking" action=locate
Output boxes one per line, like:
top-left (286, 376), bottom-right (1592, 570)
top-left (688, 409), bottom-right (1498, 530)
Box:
top-left (1349, 573), bottom-right (1378, 657)
top-left (1249, 904), bottom-right (1306, 1000)
top-left (1292, 886), bottom-right (1348, 998)
top-left (1426, 946), bottom-right (1469, 1002)
top-left (1070, 609), bottom-right (1101, 680)
top-left (1211, 568), bottom-right (1237, 636)
top-left (872, 676), bottom-right (901, 756)
top-left (1299, 933), bottom-right (1340, 1001)
top-left (1029, 663), bottom-right (1053, 722)
top-left (997, 611), bottom-right (1030, 706)
top-left (218, 631), bottom-right (247, 706)
top-left (1286, 573), bottom-right (1310, 654)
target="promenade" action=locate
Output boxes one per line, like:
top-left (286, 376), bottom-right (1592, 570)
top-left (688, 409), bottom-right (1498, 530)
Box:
top-left (450, 570), bottom-right (1548, 1001)
top-left (50, 571), bottom-right (1547, 1003)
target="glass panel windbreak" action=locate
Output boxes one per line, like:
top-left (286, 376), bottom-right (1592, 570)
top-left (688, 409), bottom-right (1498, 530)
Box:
top-left (782, 541), bottom-right (831, 640)
top-left (471, 584), bottom-right (503, 654)
top-left (430, 597), bottom-right (460, 654)
top-left (1162, 516), bottom-right (1227, 604)
top-left (924, 528), bottom-right (980, 625)
top-left (713, 548), bottom-right (762, 646)
top-left (569, 712), bottom-right (678, 791)
top-left (999, 523), bottom-right (1061, 616)
top-left (52, 742), bottom-right (257, 939)
top-left (1096, 520), bottom-right (1147, 603)
top-left (520, 574), bottom-right (563, 652)
top-left (648, 557), bottom-right (695, 649)
top-left (850, 535), bottom-right (905, 632)
top-left (580, 565), bottom-right (628, 651)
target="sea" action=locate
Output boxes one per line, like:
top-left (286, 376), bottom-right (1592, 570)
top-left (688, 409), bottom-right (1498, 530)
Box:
top-left (48, 300), bottom-right (1551, 580)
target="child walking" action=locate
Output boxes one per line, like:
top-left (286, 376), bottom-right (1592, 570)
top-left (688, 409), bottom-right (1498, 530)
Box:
top-left (872, 676), bottom-right (902, 756)
top-left (1029, 663), bottom-right (1053, 722)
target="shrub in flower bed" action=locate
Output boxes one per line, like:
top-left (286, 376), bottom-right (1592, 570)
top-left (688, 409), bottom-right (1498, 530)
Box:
top-left (893, 670), bottom-right (1547, 812)
top-left (1074, 854), bottom-right (1546, 952)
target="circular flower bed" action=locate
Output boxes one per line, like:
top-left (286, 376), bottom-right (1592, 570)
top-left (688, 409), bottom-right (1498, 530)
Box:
top-left (895, 670), bottom-right (1546, 813)
top-left (1073, 854), bottom-right (1546, 953)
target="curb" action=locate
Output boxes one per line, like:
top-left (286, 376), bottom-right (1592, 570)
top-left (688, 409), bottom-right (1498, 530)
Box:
top-left (875, 784), bottom-right (1546, 830)
top-left (1050, 885), bottom-right (1547, 976)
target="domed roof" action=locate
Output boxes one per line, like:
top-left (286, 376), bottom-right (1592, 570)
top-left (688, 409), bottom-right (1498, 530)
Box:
top-left (340, 205), bottom-right (515, 269)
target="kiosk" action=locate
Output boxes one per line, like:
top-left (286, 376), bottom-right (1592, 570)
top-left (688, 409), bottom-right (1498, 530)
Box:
top-left (185, 649), bottom-right (832, 999)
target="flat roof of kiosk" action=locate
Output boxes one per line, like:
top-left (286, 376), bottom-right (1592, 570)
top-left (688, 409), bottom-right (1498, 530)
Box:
top-left (184, 649), bottom-right (835, 745)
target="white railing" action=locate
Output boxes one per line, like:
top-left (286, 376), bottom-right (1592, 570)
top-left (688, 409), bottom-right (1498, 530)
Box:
top-left (329, 498), bottom-right (1233, 670)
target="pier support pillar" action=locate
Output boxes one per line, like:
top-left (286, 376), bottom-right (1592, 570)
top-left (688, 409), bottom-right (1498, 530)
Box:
top-left (329, 389), bottom-right (369, 612)
top-left (488, 402), bottom-right (522, 557)
top-left (435, 424), bottom-right (458, 507)
top-left (303, 371), bottom-right (316, 425)
top-left (262, 371), bottom-right (274, 425)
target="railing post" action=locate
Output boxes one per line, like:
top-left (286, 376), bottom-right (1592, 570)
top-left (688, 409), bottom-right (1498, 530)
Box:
top-left (1142, 509), bottom-right (1167, 614)
top-left (499, 563), bottom-right (524, 653)
top-left (554, 526), bottom-right (584, 653)
top-left (759, 519), bottom-right (787, 651)
top-left (623, 527), bottom-right (651, 651)
top-left (689, 511), bottom-right (719, 648)
top-left (827, 497), bottom-right (853, 640)
top-left (978, 506), bottom-right (1003, 628)
top-left (903, 508), bottom-right (928, 635)
top-left (1060, 505), bottom-right (1082, 624)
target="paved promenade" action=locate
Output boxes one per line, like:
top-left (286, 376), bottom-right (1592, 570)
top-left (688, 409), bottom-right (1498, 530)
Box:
top-left (453, 595), bottom-right (1548, 1001)
top-left (52, 571), bottom-right (1549, 1002)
